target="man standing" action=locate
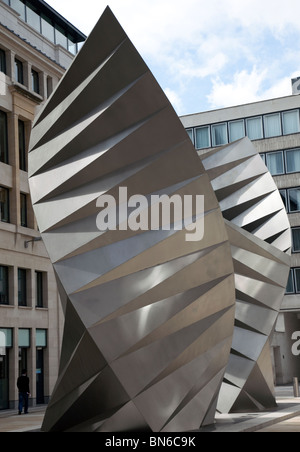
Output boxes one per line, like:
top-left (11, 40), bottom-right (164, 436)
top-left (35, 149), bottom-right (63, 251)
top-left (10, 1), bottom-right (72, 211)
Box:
top-left (17, 370), bottom-right (30, 415)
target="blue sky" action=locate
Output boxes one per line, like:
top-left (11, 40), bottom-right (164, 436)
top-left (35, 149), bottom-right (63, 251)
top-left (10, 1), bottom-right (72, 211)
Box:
top-left (46, 0), bottom-right (300, 116)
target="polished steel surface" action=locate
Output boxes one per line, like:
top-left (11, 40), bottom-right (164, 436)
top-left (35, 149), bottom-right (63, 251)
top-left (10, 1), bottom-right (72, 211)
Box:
top-left (29, 7), bottom-right (235, 432)
top-left (201, 138), bottom-right (291, 413)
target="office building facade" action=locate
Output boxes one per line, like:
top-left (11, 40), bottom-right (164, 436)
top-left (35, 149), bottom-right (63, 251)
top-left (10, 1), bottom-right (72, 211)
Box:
top-left (0, 0), bottom-right (85, 409)
top-left (181, 86), bottom-right (300, 384)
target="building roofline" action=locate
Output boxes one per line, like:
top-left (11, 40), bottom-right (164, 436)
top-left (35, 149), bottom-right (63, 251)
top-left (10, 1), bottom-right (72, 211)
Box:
top-left (180, 93), bottom-right (300, 119)
top-left (26, 0), bottom-right (86, 42)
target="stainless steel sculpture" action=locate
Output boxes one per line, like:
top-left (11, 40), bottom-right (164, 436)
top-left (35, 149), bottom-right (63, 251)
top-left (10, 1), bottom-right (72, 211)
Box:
top-left (28, 7), bottom-right (236, 432)
top-left (200, 138), bottom-right (291, 413)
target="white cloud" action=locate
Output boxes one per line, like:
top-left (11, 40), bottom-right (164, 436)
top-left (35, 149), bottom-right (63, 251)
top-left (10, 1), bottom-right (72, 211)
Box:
top-left (207, 68), bottom-right (268, 109)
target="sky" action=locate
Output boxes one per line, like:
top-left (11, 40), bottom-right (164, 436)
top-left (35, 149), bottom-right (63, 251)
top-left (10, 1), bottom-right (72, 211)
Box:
top-left (46, 0), bottom-right (300, 116)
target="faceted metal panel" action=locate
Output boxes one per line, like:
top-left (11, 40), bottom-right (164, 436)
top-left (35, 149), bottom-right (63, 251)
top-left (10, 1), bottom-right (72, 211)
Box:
top-left (201, 138), bottom-right (291, 413)
top-left (28, 7), bottom-right (235, 432)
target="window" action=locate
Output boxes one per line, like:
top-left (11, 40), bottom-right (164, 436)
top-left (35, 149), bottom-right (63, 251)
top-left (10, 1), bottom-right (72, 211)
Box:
top-left (0, 187), bottom-right (9, 223)
top-left (292, 228), bottom-right (300, 253)
top-left (26, 3), bottom-right (40, 32)
top-left (286, 149), bottom-right (300, 173)
top-left (18, 329), bottom-right (30, 348)
top-left (282, 110), bottom-right (300, 135)
top-left (294, 269), bottom-right (300, 293)
top-left (195, 126), bottom-right (210, 149)
top-left (280, 189), bottom-right (288, 210)
top-left (0, 111), bottom-right (8, 164)
top-left (266, 151), bottom-right (284, 175)
top-left (286, 270), bottom-right (295, 294)
top-left (0, 49), bottom-right (6, 74)
top-left (18, 269), bottom-right (27, 307)
top-left (10, 0), bottom-right (25, 20)
top-left (15, 59), bottom-right (24, 85)
top-left (55, 25), bottom-right (68, 48)
top-left (35, 272), bottom-right (44, 308)
top-left (18, 120), bottom-right (26, 171)
top-left (68, 35), bottom-right (77, 55)
top-left (186, 129), bottom-right (194, 144)
top-left (0, 266), bottom-right (9, 305)
top-left (229, 120), bottom-right (245, 142)
top-left (31, 69), bottom-right (39, 94)
top-left (289, 188), bottom-right (300, 212)
top-left (246, 117), bottom-right (263, 140)
top-left (264, 113), bottom-right (282, 138)
top-left (41, 15), bottom-right (54, 43)
top-left (212, 123), bottom-right (228, 147)
top-left (20, 194), bottom-right (27, 227)
top-left (36, 329), bottom-right (47, 348)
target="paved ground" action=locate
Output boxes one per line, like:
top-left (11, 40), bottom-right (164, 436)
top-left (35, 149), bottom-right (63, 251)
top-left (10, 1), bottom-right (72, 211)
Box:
top-left (0, 387), bottom-right (300, 432)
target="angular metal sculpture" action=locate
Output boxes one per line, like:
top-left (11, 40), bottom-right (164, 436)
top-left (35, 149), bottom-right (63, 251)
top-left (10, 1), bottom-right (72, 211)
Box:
top-left (200, 138), bottom-right (291, 413)
top-left (28, 7), bottom-right (236, 432)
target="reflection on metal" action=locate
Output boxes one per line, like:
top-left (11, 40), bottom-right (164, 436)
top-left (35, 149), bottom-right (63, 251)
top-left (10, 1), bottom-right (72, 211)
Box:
top-left (29, 7), bottom-right (236, 432)
top-left (201, 138), bottom-right (291, 413)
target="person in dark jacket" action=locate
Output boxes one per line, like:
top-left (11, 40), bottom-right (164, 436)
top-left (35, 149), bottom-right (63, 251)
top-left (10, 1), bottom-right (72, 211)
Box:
top-left (17, 370), bottom-right (30, 415)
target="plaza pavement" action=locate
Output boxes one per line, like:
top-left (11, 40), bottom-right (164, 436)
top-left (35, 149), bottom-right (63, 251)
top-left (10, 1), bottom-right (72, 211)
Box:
top-left (0, 387), bottom-right (300, 432)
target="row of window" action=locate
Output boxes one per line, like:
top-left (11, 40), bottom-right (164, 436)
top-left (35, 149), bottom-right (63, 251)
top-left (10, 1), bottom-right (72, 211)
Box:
top-left (187, 109), bottom-right (300, 149)
top-left (0, 48), bottom-right (50, 97)
top-left (0, 327), bottom-right (47, 349)
top-left (0, 266), bottom-right (46, 308)
top-left (0, 110), bottom-right (28, 170)
top-left (0, 186), bottom-right (29, 227)
top-left (261, 148), bottom-right (300, 176)
top-left (3, 0), bottom-right (80, 54)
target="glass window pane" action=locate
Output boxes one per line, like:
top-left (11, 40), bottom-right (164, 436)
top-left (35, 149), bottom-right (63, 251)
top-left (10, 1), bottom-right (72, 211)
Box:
top-left (289, 188), bottom-right (300, 212)
top-left (55, 25), bottom-right (67, 48)
top-left (186, 129), bottom-right (194, 144)
top-left (0, 267), bottom-right (9, 305)
top-left (36, 329), bottom-right (47, 348)
top-left (18, 329), bottom-right (30, 348)
top-left (293, 229), bottom-right (300, 252)
top-left (18, 268), bottom-right (27, 307)
top-left (195, 126), bottom-right (210, 149)
top-left (0, 329), bottom-right (12, 348)
top-left (26, 4), bottom-right (40, 32)
top-left (18, 120), bottom-right (26, 171)
top-left (20, 194), bottom-right (27, 227)
top-left (0, 49), bottom-right (6, 74)
top-left (0, 187), bottom-right (9, 223)
top-left (212, 123), bottom-right (228, 147)
top-left (294, 269), bottom-right (300, 293)
top-left (229, 120), bottom-right (245, 142)
top-left (10, 0), bottom-right (25, 20)
top-left (266, 152), bottom-right (284, 175)
top-left (280, 190), bottom-right (287, 210)
top-left (286, 270), bottom-right (295, 294)
top-left (260, 154), bottom-right (266, 164)
top-left (286, 149), bottom-right (300, 173)
top-left (36, 271), bottom-right (44, 308)
top-left (41, 16), bottom-right (54, 43)
top-left (68, 36), bottom-right (77, 55)
top-left (283, 110), bottom-right (300, 135)
top-left (246, 117), bottom-right (263, 140)
top-left (31, 69), bottom-right (39, 94)
top-left (264, 113), bottom-right (282, 138)
top-left (15, 59), bottom-right (23, 85)
top-left (0, 111), bottom-right (8, 164)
